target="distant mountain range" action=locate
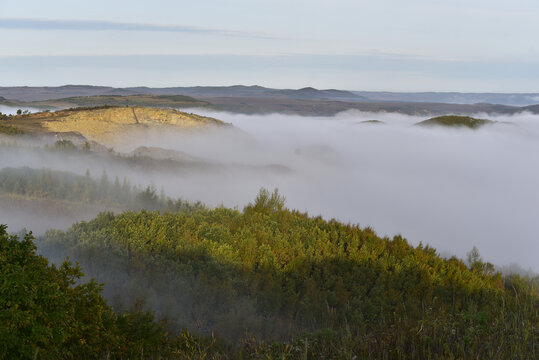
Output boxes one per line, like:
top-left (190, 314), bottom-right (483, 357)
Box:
top-left (1, 85), bottom-right (539, 116)
top-left (1, 85), bottom-right (538, 105)
top-left (353, 91), bottom-right (539, 106)
top-left (0, 85), bottom-right (366, 102)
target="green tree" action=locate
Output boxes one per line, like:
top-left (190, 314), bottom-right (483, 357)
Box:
top-left (0, 225), bottom-right (117, 359)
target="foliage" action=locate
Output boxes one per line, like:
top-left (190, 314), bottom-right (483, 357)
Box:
top-left (0, 124), bottom-right (25, 135)
top-left (65, 105), bottom-right (119, 112)
top-left (0, 166), bottom-right (206, 213)
top-left (0, 224), bottom-right (198, 359)
top-left (49, 139), bottom-right (78, 152)
top-left (36, 189), bottom-right (539, 359)
top-left (0, 225), bottom-right (117, 358)
top-left (416, 115), bottom-right (495, 129)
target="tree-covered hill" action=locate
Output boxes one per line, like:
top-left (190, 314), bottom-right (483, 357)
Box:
top-left (0, 225), bottom-right (176, 359)
top-left (0, 166), bottom-right (205, 213)
top-left (415, 115), bottom-right (496, 129)
top-left (34, 189), bottom-right (539, 359)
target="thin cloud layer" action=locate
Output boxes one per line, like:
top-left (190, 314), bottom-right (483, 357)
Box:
top-left (0, 18), bottom-right (274, 39)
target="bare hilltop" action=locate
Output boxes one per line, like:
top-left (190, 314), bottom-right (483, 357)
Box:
top-left (1, 106), bottom-right (226, 143)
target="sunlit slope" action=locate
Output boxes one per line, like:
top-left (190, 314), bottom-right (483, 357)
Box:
top-left (37, 190), bottom-right (539, 359)
top-left (3, 106), bottom-right (226, 143)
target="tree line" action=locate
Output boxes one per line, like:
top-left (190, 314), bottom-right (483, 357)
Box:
top-left (0, 166), bottom-right (205, 213)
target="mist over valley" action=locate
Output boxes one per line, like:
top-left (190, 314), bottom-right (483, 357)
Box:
top-left (2, 0), bottom-right (539, 356)
top-left (2, 105), bottom-right (537, 272)
top-left (2, 98), bottom-right (538, 358)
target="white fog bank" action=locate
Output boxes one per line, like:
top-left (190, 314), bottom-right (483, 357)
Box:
top-left (162, 109), bottom-right (538, 271)
top-left (1, 109), bottom-right (538, 271)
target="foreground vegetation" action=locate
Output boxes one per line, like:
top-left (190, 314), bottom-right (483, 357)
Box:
top-left (11, 189), bottom-right (532, 359)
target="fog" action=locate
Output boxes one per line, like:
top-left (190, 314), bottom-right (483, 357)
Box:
top-left (132, 109), bottom-right (539, 272)
top-left (0, 105), bottom-right (40, 115)
top-left (1, 109), bottom-right (538, 271)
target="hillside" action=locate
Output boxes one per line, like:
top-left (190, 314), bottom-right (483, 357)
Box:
top-left (29, 94), bottom-right (211, 110)
top-left (354, 91), bottom-right (539, 106)
top-left (359, 119), bottom-right (385, 125)
top-left (3, 85), bottom-right (535, 116)
top-left (0, 85), bottom-right (366, 102)
top-left (31, 189), bottom-right (539, 359)
top-left (415, 115), bottom-right (496, 129)
top-left (0, 106), bottom-right (226, 143)
top-left (2, 166), bottom-right (538, 358)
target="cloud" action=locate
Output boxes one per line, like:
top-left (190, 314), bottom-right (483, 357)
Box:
top-left (0, 18), bottom-right (276, 39)
top-left (2, 109), bottom-right (539, 272)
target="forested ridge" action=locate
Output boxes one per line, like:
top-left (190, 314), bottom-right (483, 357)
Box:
top-left (0, 162), bottom-right (537, 359)
top-left (0, 166), bottom-right (205, 213)
top-left (2, 189), bottom-right (529, 359)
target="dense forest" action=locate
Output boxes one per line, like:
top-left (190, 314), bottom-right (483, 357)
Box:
top-left (0, 166), bottom-right (205, 213)
top-left (1, 189), bottom-right (529, 359)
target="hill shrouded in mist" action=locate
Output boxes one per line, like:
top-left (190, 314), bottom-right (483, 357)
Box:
top-left (1, 189), bottom-right (537, 358)
top-left (415, 115), bottom-right (496, 129)
top-left (4, 85), bottom-right (539, 116)
top-left (1, 102), bottom-right (539, 359)
top-left (0, 106), bottom-right (227, 144)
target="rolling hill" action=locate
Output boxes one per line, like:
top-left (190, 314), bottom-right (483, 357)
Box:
top-left (415, 115), bottom-right (496, 129)
top-left (0, 106), bottom-right (226, 143)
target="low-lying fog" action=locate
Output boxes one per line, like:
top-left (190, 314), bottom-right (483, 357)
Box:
top-left (2, 108), bottom-right (538, 271)
top-left (0, 105), bottom-right (40, 115)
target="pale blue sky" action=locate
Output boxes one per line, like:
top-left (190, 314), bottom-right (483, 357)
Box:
top-left (1, 0), bottom-right (538, 91)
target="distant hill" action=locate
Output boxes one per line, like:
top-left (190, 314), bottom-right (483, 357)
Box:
top-left (3, 85), bottom-right (539, 116)
top-left (100, 88), bottom-right (142, 96)
top-left (275, 87), bottom-right (366, 101)
top-left (0, 106), bottom-right (226, 143)
top-left (29, 94), bottom-right (211, 109)
top-left (0, 85), bottom-right (365, 102)
top-left (0, 85), bottom-right (114, 102)
top-left (523, 104), bottom-right (539, 113)
top-left (359, 120), bottom-right (385, 125)
top-left (353, 91), bottom-right (539, 106)
top-left (415, 115), bottom-right (495, 129)
top-left (126, 85), bottom-right (367, 101)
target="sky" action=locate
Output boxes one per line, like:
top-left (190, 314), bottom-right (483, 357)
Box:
top-left (1, 0), bottom-right (539, 91)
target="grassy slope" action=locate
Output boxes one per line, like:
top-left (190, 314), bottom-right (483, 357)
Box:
top-left (0, 106), bottom-right (226, 142)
